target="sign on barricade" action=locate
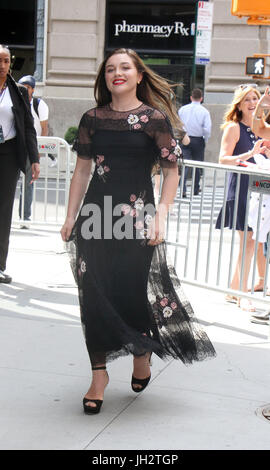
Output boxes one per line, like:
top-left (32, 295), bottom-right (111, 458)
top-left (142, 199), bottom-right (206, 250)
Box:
top-left (38, 140), bottom-right (59, 155)
top-left (249, 174), bottom-right (270, 193)
top-left (14, 136), bottom-right (73, 226)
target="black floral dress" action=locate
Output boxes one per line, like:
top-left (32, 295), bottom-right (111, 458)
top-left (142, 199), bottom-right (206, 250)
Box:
top-left (68, 103), bottom-right (216, 366)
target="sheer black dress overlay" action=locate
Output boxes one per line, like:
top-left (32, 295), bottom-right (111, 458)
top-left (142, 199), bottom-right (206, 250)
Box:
top-left (67, 104), bottom-right (216, 366)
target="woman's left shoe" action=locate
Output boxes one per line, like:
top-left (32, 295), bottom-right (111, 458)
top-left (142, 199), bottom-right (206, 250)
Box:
top-left (83, 366), bottom-right (108, 415)
top-left (0, 270), bottom-right (12, 284)
top-left (225, 294), bottom-right (238, 304)
top-left (83, 397), bottom-right (103, 415)
top-left (131, 353), bottom-right (152, 393)
top-left (249, 277), bottom-right (267, 292)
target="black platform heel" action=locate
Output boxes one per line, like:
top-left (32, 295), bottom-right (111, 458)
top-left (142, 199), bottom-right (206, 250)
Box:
top-left (131, 353), bottom-right (152, 393)
top-left (83, 366), bottom-right (108, 415)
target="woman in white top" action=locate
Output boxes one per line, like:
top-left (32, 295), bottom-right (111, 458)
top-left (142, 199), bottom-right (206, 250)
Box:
top-left (0, 45), bottom-right (39, 283)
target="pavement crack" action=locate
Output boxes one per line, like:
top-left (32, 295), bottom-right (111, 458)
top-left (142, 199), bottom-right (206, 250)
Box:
top-left (83, 397), bottom-right (138, 450)
top-left (83, 359), bottom-right (175, 450)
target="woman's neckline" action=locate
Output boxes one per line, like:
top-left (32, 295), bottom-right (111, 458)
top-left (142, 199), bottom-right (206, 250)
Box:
top-left (240, 121), bottom-right (252, 128)
top-left (108, 102), bottom-right (144, 113)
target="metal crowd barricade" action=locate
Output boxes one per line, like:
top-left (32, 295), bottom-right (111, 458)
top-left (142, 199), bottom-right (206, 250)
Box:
top-left (14, 136), bottom-right (73, 226)
top-left (161, 159), bottom-right (270, 308)
top-left (16, 145), bottom-right (270, 310)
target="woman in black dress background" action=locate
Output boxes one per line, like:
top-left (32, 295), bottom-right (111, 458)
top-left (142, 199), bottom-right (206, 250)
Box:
top-left (61, 48), bottom-right (215, 414)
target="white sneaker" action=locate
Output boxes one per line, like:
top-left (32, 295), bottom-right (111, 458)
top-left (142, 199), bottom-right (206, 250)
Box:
top-left (49, 157), bottom-right (57, 168)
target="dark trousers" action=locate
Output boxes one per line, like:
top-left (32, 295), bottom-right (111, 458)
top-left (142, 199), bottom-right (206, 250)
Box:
top-left (0, 139), bottom-right (20, 271)
top-left (19, 158), bottom-right (33, 220)
top-left (182, 136), bottom-right (205, 194)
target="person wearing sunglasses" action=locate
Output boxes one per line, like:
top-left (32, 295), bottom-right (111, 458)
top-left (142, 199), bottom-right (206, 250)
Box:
top-left (216, 84), bottom-right (267, 311)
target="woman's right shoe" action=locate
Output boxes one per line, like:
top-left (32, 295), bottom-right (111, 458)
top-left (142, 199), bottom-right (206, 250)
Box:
top-left (83, 366), bottom-right (108, 415)
top-left (131, 374), bottom-right (151, 393)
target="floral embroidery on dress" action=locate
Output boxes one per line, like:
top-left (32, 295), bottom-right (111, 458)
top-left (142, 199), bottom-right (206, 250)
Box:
top-left (121, 192), bottom-right (146, 217)
top-left (153, 295), bottom-right (178, 327)
top-left (121, 191), bottom-right (153, 245)
top-left (77, 257), bottom-right (87, 278)
top-left (127, 109), bottom-right (152, 130)
top-left (127, 114), bottom-right (140, 127)
top-left (95, 155), bottom-right (110, 182)
top-left (160, 138), bottom-right (182, 163)
top-left (138, 211), bottom-right (155, 246)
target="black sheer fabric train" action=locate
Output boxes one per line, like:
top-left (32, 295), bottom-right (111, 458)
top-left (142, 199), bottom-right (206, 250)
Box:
top-left (67, 103), bottom-right (216, 367)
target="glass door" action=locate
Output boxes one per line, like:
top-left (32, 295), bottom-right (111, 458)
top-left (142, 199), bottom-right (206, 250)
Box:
top-left (142, 56), bottom-right (204, 107)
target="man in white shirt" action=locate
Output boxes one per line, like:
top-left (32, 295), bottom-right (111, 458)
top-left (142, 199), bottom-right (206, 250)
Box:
top-left (18, 75), bottom-right (56, 227)
top-left (178, 88), bottom-right (211, 196)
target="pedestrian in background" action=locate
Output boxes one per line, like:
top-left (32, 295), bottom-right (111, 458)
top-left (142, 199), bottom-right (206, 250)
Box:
top-left (250, 86), bottom-right (270, 301)
top-left (248, 150), bottom-right (270, 248)
top-left (61, 48), bottom-right (215, 415)
top-left (178, 88), bottom-right (211, 197)
top-left (0, 46), bottom-right (39, 283)
top-left (215, 84), bottom-right (267, 311)
top-left (17, 75), bottom-right (56, 228)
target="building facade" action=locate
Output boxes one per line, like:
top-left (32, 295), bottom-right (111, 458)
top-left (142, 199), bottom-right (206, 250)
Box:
top-left (3, 0), bottom-right (270, 161)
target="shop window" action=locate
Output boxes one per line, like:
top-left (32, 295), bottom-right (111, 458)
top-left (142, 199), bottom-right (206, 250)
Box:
top-left (106, 1), bottom-right (196, 55)
top-left (2, 0), bottom-right (37, 81)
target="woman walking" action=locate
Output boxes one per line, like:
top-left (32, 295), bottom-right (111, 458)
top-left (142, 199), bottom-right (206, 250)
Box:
top-left (61, 48), bottom-right (215, 414)
top-left (0, 45), bottom-right (39, 283)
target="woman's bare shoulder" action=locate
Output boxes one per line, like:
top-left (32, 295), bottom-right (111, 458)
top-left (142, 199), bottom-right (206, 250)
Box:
top-left (223, 121), bottom-right (240, 139)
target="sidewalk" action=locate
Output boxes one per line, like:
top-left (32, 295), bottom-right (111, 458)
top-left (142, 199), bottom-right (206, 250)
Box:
top-left (0, 225), bottom-right (270, 450)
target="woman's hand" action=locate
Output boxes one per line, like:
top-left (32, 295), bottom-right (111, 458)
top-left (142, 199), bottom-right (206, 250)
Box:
top-left (60, 216), bottom-right (75, 242)
top-left (147, 211), bottom-right (166, 246)
top-left (30, 163), bottom-right (40, 182)
top-left (246, 139), bottom-right (267, 160)
top-left (257, 86), bottom-right (270, 109)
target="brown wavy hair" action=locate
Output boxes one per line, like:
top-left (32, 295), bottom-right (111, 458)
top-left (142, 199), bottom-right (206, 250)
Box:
top-left (221, 85), bottom-right (261, 130)
top-left (94, 48), bottom-right (183, 130)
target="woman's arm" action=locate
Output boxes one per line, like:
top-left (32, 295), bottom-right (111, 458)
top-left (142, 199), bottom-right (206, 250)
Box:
top-left (218, 123), bottom-right (265, 165)
top-left (148, 165), bottom-right (179, 245)
top-left (20, 86), bottom-right (40, 181)
top-left (219, 122), bottom-right (268, 171)
top-left (40, 120), bottom-right (49, 136)
top-left (20, 85), bottom-right (40, 165)
top-left (182, 133), bottom-right (190, 146)
top-left (219, 123), bottom-right (241, 165)
top-left (60, 157), bottom-right (92, 241)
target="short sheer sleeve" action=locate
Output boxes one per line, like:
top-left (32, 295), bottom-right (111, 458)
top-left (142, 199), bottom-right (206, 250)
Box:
top-left (72, 109), bottom-right (95, 160)
top-left (145, 109), bottom-right (182, 168)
